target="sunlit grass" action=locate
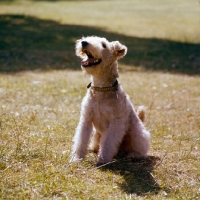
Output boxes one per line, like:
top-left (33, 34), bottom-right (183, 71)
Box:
top-left (0, 70), bottom-right (200, 199)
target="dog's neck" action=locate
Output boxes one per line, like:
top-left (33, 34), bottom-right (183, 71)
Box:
top-left (90, 62), bottom-right (119, 87)
top-left (90, 76), bottom-right (118, 87)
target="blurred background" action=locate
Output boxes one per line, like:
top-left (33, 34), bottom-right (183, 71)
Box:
top-left (0, 0), bottom-right (200, 74)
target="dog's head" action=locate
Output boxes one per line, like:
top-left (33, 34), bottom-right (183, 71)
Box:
top-left (75, 36), bottom-right (127, 74)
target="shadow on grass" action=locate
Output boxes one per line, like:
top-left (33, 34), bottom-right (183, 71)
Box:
top-left (0, 14), bottom-right (199, 75)
top-left (100, 156), bottom-right (163, 196)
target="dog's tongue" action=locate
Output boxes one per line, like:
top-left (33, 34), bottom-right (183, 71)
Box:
top-left (81, 58), bottom-right (94, 66)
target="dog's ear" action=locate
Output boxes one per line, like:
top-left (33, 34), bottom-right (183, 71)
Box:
top-left (112, 41), bottom-right (127, 59)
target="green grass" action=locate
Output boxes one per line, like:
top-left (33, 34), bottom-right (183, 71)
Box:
top-left (0, 0), bottom-right (200, 199)
top-left (0, 71), bottom-right (200, 199)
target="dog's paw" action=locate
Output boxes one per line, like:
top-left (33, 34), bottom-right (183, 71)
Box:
top-left (96, 161), bottom-right (105, 167)
top-left (69, 155), bottom-right (83, 163)
top-left (96, 155), bottom-right (112, 167)
top-left (88, 147), bottom-right (98, 153)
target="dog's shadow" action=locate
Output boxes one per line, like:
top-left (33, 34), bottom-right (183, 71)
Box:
top-left (99, 156), bottom-right (161, 196)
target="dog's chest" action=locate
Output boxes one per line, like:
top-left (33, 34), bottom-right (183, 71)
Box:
top-left (91, 92), bottom-right (125, 131)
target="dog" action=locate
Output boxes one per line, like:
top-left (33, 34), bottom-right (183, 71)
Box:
top-left (70, 36), bottom-right (150, 166)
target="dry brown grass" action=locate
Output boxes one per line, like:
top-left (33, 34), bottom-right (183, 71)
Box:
top-left (0, 70), bottom-right (199, 199)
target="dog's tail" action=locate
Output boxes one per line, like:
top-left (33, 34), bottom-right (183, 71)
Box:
top-left (137, 106), bottom-right (146, 122)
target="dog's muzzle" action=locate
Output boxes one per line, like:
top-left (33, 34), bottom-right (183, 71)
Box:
top-left (80, 41), bottom-right (102, 68)
top-left (81, 41), bottom-right (89, 48)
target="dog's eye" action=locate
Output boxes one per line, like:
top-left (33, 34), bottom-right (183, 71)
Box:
top-left (102, 43), bottom-right (106, 48)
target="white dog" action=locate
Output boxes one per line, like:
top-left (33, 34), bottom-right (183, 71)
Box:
top-left (70, 36), bottom-right (150, 166)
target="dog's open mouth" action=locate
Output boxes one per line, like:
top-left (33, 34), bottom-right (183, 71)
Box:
top-left (81, 50), bottom-right (101, 68)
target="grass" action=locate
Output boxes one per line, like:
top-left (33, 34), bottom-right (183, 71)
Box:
top-left (0, 0), bottom-right (200, 199)
top-left (0, 71), bottom-right (199, 199)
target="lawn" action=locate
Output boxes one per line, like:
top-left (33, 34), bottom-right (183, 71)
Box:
top-left (0, 0), bottom-right (200, 199)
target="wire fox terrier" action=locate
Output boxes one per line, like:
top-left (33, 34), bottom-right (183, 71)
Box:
top-left (70, 36), bottom-right (150, 166)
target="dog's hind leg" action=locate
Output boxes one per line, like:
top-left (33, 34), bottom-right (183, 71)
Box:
top-left (128, 121), bottom-right (150, 159)
top-left (88, 130), bottom-right (100, 153)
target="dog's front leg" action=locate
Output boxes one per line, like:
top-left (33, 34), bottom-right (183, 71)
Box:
top-left (97, 120), bottom-right (125, 166)
top-left (70, 115), bottom-right (93, 163)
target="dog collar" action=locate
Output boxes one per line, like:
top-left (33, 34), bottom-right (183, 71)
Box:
top-left (87, 80), bottom-right (118, 92)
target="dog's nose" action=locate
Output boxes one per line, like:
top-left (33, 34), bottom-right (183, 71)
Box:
top-left (81, 41), bottom-right (89, 47)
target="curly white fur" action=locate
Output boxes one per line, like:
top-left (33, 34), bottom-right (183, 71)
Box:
top-left (70, 36), bottom-right (150, 165)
